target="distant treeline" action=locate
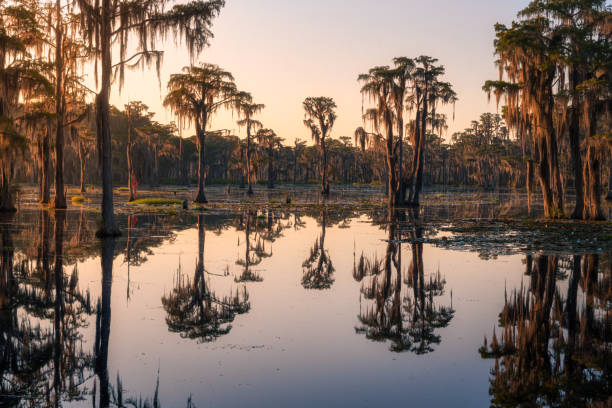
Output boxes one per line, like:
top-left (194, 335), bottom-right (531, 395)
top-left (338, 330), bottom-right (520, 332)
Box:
top-left (12, 106), bottom-right (544, 191)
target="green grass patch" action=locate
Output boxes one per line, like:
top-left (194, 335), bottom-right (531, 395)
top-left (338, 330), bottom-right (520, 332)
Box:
top-left (71, 196), bottom-right (85, 204)
top-left (129, 198), bottom-right (183, 206)
top-left (117, 187), bottom-right (130, 192)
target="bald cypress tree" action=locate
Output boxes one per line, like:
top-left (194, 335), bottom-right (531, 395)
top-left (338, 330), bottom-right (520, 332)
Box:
top-left (303, 97), bottom-right (337, 196)
top-left (485, 0), bottom-right (610, 219)
top-left (164, 63), bottom-right (240, 203)
top-left (75, 0), bottom-right (225, 235)
top-left (0, 1), bottom-right (51, 211)
top-left (236, 94), bottom-right (264, 195)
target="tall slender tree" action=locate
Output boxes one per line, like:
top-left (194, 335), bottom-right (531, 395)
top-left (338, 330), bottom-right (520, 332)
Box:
top-left (303, 97), bottom-right (337, 195)
top-left (406, 56), bottom-right (456, 206)
top-left (124, 101), bottom-right (151, 202)
top-left (236, 94), bottom-right (264, 195)
top-left (51, 0), bottom-right (68, 209)
top-left (389, 57), bottom-right (414, 203)
top-left (75, 0), bottom-right (225, 235)
top-left (359, 67), bottom-right (399, 205)
top-left (0, 0), bottom-right (50, 211)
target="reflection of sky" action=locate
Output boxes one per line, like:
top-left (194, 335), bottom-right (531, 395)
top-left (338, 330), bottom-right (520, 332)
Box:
top-left (99, 0), bottom-right (530, 144)
top-left (68, 213), bottom-right (529, 407)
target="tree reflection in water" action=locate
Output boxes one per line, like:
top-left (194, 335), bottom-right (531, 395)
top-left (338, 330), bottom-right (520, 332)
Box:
top-left (0, 212), bottom-right (94, 406)
top-left (354, 209), bottom-right (454, 353)
top-left (234, 210), bottom-right (270, 283)
top-left (162, 214), bottom-right (250, 342)
top-left (93, 236), bottom-right (114, 407)
top-left (302, 209), bottom-right (335, 290)
top-left (480, 254), bottom-right (612, 407)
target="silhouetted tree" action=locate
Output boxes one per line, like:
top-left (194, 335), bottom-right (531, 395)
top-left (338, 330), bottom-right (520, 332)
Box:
top-left (303, 97), bottom-right (337, 195)
top-left (164, 63), bottom-right (240, 203)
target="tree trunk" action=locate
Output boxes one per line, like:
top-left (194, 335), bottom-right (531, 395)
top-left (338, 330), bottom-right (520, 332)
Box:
top-left (407, 107), bottom-right (421, 205)
top-left (546, 121), bottom-right (564, 216)
top-left (96, 0), bottom-right (120, 237)
top-left (537, 82), bottom-right (565, 219)
top-left (127, 123), bottom-right (135, 201)
top-left (53, 0), bottom-right (66, 209)
top-left (413, 86), bottom-right (428, 207)
top-left (569, 66), bottom-right (585, 219)
top-left (536, 136), bottom-right (555, 219)
top-left (195, 116), bottom-right (207, 203)
top-left (526, 160), bottom-right (534, 214)
top-left (247, 127), bottom-right (253, 195)
top-left (321, 139), bottom-right (329, 195)
top-left (408, 90), bottom-right (426, 207)
top-left (41, 125), bottom-right (51, 203)
top-left (584, 145), bottom-right (604, 220)
top-left (606, 160), bottom-right (612, 201)
top-left (78, 139), bottom-right (86, 193)
top-left (385, 114), bottom-right (398, 207)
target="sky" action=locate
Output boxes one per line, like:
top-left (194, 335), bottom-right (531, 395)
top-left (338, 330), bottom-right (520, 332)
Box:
top-left (107, 0), bottom-right (530, 145)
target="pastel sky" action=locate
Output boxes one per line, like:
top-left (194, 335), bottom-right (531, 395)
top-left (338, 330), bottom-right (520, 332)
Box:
top-left (107, 0), bottom-right (529, 144)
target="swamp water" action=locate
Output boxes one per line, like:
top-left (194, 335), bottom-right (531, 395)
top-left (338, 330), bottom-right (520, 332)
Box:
top-left (0, 205), bottom-right (610, 407)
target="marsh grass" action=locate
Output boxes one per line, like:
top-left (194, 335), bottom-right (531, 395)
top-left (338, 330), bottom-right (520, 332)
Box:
top-left (71, 196), bottom-right (85, 204)
top-left (129, 198), bottom-right (183, 206)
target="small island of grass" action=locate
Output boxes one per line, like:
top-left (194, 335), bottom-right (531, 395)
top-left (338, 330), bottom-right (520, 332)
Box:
top-left (129, 198), bottom-right (183, 206)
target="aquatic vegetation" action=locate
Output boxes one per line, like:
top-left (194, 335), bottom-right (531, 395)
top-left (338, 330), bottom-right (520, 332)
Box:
top-left (420, 219), bottom-right (612, 257)
top-left (129, 198), bottom-right (184, 206)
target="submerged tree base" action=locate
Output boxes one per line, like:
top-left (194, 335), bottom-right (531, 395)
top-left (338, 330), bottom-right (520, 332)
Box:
top-left (194, 191), bottom-right (208, 204)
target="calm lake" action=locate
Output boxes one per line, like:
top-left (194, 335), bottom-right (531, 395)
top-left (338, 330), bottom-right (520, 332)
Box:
top-left (1, 201), bottom-right (610, 407)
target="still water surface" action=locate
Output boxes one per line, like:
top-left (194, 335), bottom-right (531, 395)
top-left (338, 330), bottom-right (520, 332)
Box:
top-left (1, 208), bottom-right (609, 407)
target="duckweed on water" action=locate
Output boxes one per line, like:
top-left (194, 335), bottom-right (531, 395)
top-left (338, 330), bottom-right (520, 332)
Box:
top-left (129, 198), bottom-right (183, 206)
top-left (400, 219), bottom-right (612, 257)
